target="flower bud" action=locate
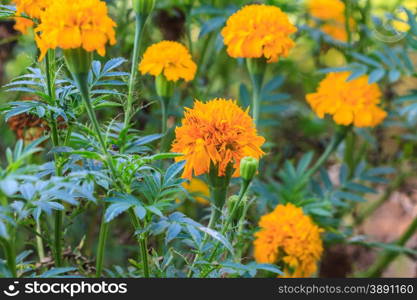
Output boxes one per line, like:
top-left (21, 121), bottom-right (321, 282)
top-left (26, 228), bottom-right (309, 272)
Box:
top-left (63, 48), bottom-right (93, 75)
top-left (133, 0), bottom-right (155, 18)
top-left (240, 156), bottom-right (259, 182)
top-left (227, 195), bottom-right (247, 223)
top-left (246, 57), bottom-right (267, 77)
top-left (155, 74), bottom-right (174, 99)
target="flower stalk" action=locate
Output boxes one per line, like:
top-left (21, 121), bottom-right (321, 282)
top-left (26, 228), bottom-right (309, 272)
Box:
top-left (128, 208), bottom-right (149, 278)
top-left (0, 237), bottom-right (16, 277)
top-left (95, 210), bottom-right (109, 278)
top-left (362, 216), bottom-right (417, 277)
top-left (124, 0), bottom-right (155, 127)
top-left (246, 58), bottom-right (266, 126)
top-left (64, 48), bottom-right (123, 276)
top-left (155, 75), bottom-right (174, 133)
top-left (45, 49), bottom-right (65, 267)
top-left (306, 126), bottom-right (350, 178)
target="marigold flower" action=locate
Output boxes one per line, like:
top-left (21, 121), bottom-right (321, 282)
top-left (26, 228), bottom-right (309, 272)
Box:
top-left (306, 72), bottom-right (387, 128)
top-left (307, 0), bottom-right (354, 42)
top-left (34, 0), bottom-right (116, 61)
top-left (12, 0), bottom-right (49, 33)
top-left (139, 41), bottom-right (197, 82)
top-left (254, 203), bottom-right (323, 278)
top-left (221, 4), bottom-right (297, 63)
top-left (171, 99), bottom-right (265, 179)
top-left (182, 178), bottom-right (210, 205)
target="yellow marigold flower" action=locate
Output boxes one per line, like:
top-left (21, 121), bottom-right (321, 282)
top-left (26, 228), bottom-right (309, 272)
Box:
top-left (221, 4), bottom-right (297, 63)
top-left (34, 0), bottom-right (116, 61)
top-left (12, 0), bottom-right (49, 34)
top-left (171, 99), bottom-right (265, 179)
top-left (139, 41), bottom-right (197, 82)
top-left (182, 178), bottom-right (210, 205)
top-left (306, 72), bottom-right (387, 128)
top-left (254, 203), bottom-right (323, 278)
top-left (307, 0), bottom-right (354, 42)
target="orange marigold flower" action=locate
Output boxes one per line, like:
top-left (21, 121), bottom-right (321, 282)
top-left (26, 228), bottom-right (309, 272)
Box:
top-left (12, 0), bottom-right (49, 33)
top-left (171, 99), bottom-right (265, 179)
top-left (139, 41), bottom-right (197, 82)
top-left (306, 72), bottom-right (387, 128)
top-left (34, 0), bottom-right (116, 61)
top-left (307, 0), bottom-right (354, 42)
top-left (254, 203), bottom-right (323, 278)
top-left (221, 4), bottom-right (297, 63)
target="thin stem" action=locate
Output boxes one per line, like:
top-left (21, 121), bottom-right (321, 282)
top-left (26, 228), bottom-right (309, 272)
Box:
top-left (124, 13), bottom-right (143, 128)
top-left (72, 71), bottom-right (126, 277)
top-left (73, 73), bottom-right (120, 186)
top-left (0, 194), bottom-right (16, 277)
top-left (128, 208), bottom-right (149, 278)
top-left (1, 238), bottom-right (16, 277)
top-left (200, 180), bottom-right (251, 278)
top-left (35, 221), bottom-right (45, 263)
top-left (249, 74), bottom-right (263, 127)
top-left (45, 50), bottom-right (65, 267)
top-left (354, 172), bottom-right (408, 226)
top-left (306, 127), bottom-right (350, 178)
top-left (187, 184), bottom-right (228, 277)
top-left (344, 0), bottom-right (353, 45)
top-left (361, 216), bottom-right (417, 277)
top-left (95, 208), bottom-right (109, 278)
top-left (160, 96), bottom-right (168, 133)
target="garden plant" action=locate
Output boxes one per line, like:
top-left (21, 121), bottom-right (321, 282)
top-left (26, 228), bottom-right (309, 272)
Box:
top-left (0, 0), bottom-right (416, 279)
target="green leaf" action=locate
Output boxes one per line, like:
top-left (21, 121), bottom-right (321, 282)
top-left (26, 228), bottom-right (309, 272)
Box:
top-left (165, 223), bottom-right (182, 244)
top-left (147, 153), bottom-right (183, 161)
top-left (104, 202), bottom-right (132, 223)
top-left (197, 226), bottom-right (234, 255)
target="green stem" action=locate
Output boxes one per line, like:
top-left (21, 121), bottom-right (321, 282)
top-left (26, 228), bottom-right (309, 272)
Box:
top-left (306, 127), bottom-right (350, 178)
top-left (0, 194), bottom-right (16, 277)
top-left (187, 184), bottom-right (228, 277)
top-left (246, 58), bottom-right (266, 126)
top-left (0, 238), bottom-right (16, 277)
top-left (95, 208), bottom-right (109, 278)
top-left (35, 221), bottom-right (45, 263)
top-left (208, 186), bottom-right (228, 228)
top-left (354, 172), bottom-right (408, 226)
top-left (124, 13), bottom-right (144, 128)
top-left (200, 180), bottom-right (251, 278)
top-left (45, 50), bottom-right (65, 267)
top-left (72, 73), bottom-right (120, 185)
top-left (251, 75), bottom-right (262, 127)
top-left (361, 216), bottom-right (417, 277)
top-left (160, 96), bottom-right (169, 133)
top-left (71, 71), bottom-right (125, 277)
top-left (344, 0), bottom-right (353, 45)
top-left (128, 208), bottom-right (149, 278)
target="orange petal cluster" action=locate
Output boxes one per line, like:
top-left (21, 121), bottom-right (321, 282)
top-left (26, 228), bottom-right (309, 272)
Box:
top-left (12, 0), bottom-right (48, 33)
top-left (221, 4), bottom-right (297, 63)
top-left (306, 72), bottom-right (387, 127)
top-left (254, 203), bottom-right (323, 278)
top-left (34, 0), bottom-right (116, 61)
top-left (139, 41), bottom-right (197, 82)
top-left (171, 99), bottom-right (265, 179)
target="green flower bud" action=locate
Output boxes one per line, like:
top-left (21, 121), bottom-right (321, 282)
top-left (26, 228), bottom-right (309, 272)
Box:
top-left (246, 57), bottom-right (267, 77)
top-left (63, 48), bottom-right (93, 76)
top-left (133, 0), bottom-right (155, 18)
top-left (240, 156), bottom-right (259, 182)
top-left (155, 74), bottom-right (174, 99)
top-left (227, 195), bottom-right (247, 223)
